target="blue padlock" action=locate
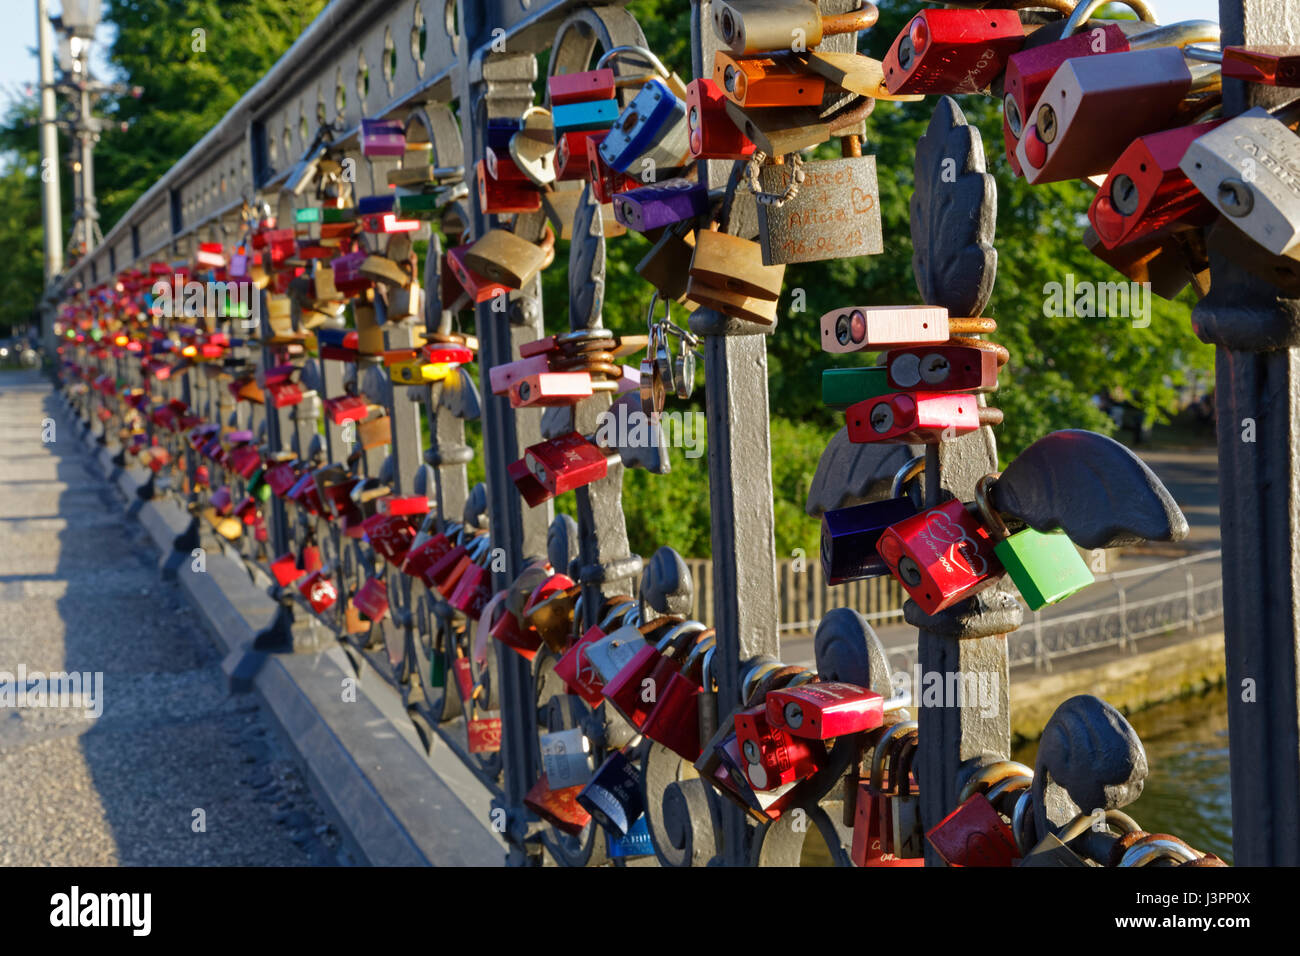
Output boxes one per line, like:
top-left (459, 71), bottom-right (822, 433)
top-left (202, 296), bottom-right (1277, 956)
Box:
top-left (577, 750), bottom-right (645, 836)
top-left (357, 194), bottom-right (395, 215)
top-left (598, 78), bottom-right (691, 174)
top-left (552, 99), bottom-right (620, 135)
top-left (606, 815), bottom-right (655, 859)
top-left (821, 456), bottom-right (925, 585)
top-left (486, 117), bottom-right (522, 152)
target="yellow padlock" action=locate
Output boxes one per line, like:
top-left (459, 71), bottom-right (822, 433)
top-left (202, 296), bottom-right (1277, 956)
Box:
top-left (390, 360), bottom-right (454, 385)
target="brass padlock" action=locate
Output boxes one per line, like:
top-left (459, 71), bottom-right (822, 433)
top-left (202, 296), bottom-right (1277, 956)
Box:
top-left (358, 414), bottom-right (392, 450)
top-left (753, 138), bottom-right (884, 265)
top-left (711, 0), bottom-right (878, 57)
top-left (689, 229), bottom-right (785, 301)
top-left (637, 223), bottom-right (698, 305)
top-left (463, 227), bottom-right (553, 289)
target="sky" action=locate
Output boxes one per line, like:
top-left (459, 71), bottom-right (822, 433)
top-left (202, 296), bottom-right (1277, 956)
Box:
top-left (0, 0), bottom-right (1229, 110)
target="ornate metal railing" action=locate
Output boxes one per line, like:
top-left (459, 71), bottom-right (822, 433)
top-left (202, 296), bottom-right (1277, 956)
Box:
top-left (48, 0), bottom-right (1268, 868)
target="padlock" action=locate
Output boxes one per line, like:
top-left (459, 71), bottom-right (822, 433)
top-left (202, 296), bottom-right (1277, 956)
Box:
top-left (1017, 832), bottom-right (1096, 867)
top-left (476, 159), bottom-right (542, 214)
top-left (586, 133), bottom-right (639, 204)
top-left (489, 353), bottom-right (552, 396)
top-left (613, 178), bottom-right (710, 233)
top-left (353, 576), bottom-right (389, 622)
top-left (687, 78), bottom-right (756, 161)
top-left (446, 242), bottom-right (511, 304)
top-left (576, 749), bottom-right (645, 836)
top-left (846, 392), bottom-right (1002, 444)
top-left (554, 599), bottom-right (638, 704)
top-left (819, 305), bottom-right (952, 354)
top-left (403, 524), bottom-right (459, 583)
top-left (884, 735), bottom-right (924, 861)
top-left (822, 455), bottom-right (924, 585)
top-left (549, 68), bottom-right (616, 105)
top-left (362, 512), bottom-right (416, 565)
top-left (524, 773), bottom-right (591, 836)
top-left (1089, 120), bottom-right (1225, 250)
top-left (449, 554), bottom-right (493, 618)
top-left (598, 78), bottom-right (692, 175)
top-left (521, 573), bottom-right (580, 653)
top-left (851, 721), bottom-right (923, 866)
top-left (876, 498), bottom-right (1005, 615)
top-left (357, 414), bottom-right (393, 451)
top-left (270, 552), bottom-right (304, 587)
top-left (539, 727), bottom-right (594, 791)
top-left (1084, 225), bottom-right (1204, 301)
top-left (606, 816), bottom-right (656, 859)
top-left (642, 641), bottom-right (716, 761)
top-left (462, 227), bottom-right (552, 289)
top-left (583, 623), bottom-right (651, 687)
top-left (733, 703), bottom-right (823, 791)
top-left (299, 569), bottom-right (338, 613)
top-left (602, 620), bottom-right (704, 731)
top-left (518, 432), bottom-right (612, 497)
top-left (509, 371), bottom-right (594, 408)
top-left (713, 51), bottom-right (824, 108)
top-left (689, 228), bottom-right (784, 302)
top-left (882, 8), bottom-right (1029, 96)
top-left (765, 681), bottom-right (885, 740)
top-left (1017, 46), bottom-right (1220, 185)
top-left (323, 393), bottom-right (367, 425)
top-left (710, 0), bottom-right (876, 57)
top-left (885, 344), bottom-right (1001, 394)
top-left (551, 98), bottom-right (620, 135)
top-left (433, 534), bottom-right (489, 600)
top-left (1002, 13), bottom-right (1209, 176)
top-left (927, 795), bottom-right (1022, 867)
top-left (975, 474), bottom-right (1094, 611)
top-left (1222, 44), bottom-right (1300, 86)
top-left (1180, 100), bottom-right (1300, 258)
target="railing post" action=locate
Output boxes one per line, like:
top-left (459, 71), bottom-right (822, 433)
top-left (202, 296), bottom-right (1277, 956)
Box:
top-left (1190, 0), bottom-right (1300, 867)
top-left (1117, 583), bottom-right (1129, 653)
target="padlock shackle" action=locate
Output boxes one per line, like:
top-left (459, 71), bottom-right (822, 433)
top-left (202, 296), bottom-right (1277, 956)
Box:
top-left (1119, 840), bottom-right (1199, 867)
top-left (819, 4), bottom-right (879, 39)
top-left (597, 45), bottom-right (672, 81)
top-left (1063, 0), bottom-right (1157, 37)
top-left (1130, 21), bottom-right (1221, 54)
top-left (957, 758), bottom-right (1034, 803)
top-left (974, 474), bottom-right (1012, 541)
top-left (868, 720), bottom-right (918, 791)
top-left (945, 335), bottom-right (1011, 367)
top-left (890, 454), bottom-right (926, 499)
top-left (1057, 807), bottom-right (1143, 846)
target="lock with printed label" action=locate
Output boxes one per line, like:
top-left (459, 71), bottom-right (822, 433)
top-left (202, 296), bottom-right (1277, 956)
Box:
top-left (975, 475), bottom-right (1094, 611)
top-left (577, 749), bottom-right (644, 836)
top-left (876, 498), bottom-right (1005, 615)
top-left (846, 392), bottom-right (1001, 444)
top-left (882, 8), bottom-right (1028, 96)
top-left (710, 0), bottom-right (876, 57)
top-left (362, 512), bottom-right (416, 565)
top-left (602, 619), bottom-right (703, 731)
top-left (299, 569), bottom-right (338, 613)
top-left (1017, 46), bottom-right (1218, 185)
top-left (819, 305), bottom-right (953, 354)
top-left (1179, 100), bottom-right (1300, 258)
top-left (822, 455), bottom-right (924, 585)
top-left (765, 681), bottom-right (885, 740)
top-left (734, 702), bottom-right (823, 792)
top-left (1089, 120), bottom-right (1225, 249)
top-left (885, 344), bottom-right (1001, 393)
top-left (687, 78), bottom-right (756, 161)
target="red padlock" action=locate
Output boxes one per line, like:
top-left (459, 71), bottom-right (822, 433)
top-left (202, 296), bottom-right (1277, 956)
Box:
top-left (549, 68), bottom-right (616, 105)
top-left (846, 392), bottom-right (988, 444)
top-left (449, 561), bottom-right (492, 617)
top-left (270, 552), bottom-right (304, 587)
top-left (362, 513), bottom-right (416, 564)
top-left (601, 621), bottom-right (698, 731)
top-left (299, 570), bottom-right (338, 613)
top-left (524, 773), bottom-right (591, 835)
top-left (490, 353), bottom-right (552, 395)
top-left (521, 432), bottom-right (610, 496)
top-left (765, 682), bottom-right (885, 740)
top-left (353, 576), bottom-right (389, 621)
top-left (477, 159), bottom-right (542, 214)
top-left (882, 9), bottom-right (1026, 95)
top-left (927, 794), bottom-right (1021, 867)
top-left (876, 498), bottom-right (1004, 615)
top-left (642, 642), bottom-right (714, 761)
top-left (733, 704), bottom-right (823, 792)
top-left (401, 530), bottom-right (456, 582)
top-left (687, 77), bottom-right (756, 161)
top-left (554, 624), bottom-right (616, 706)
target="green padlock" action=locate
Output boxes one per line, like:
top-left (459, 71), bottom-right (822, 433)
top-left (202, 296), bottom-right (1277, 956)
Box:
top-left (430, 653), bottom-right (446, 689)
top-left (821, 366), bottom-right (890, 410)
top-left (975, 474), bottom-right (1094, 611)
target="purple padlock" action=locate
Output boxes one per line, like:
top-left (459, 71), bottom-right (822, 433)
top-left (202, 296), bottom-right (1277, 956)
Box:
top-left (612, 178), bottom-right (709, 233)
top-left (361, 118), bottom-right (406, 158)
top-left (330, 250), bottom-right (368, 285)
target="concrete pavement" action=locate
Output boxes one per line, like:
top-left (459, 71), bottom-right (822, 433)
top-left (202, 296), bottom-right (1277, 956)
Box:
top-left (0, 371), bottom-right (342, 866)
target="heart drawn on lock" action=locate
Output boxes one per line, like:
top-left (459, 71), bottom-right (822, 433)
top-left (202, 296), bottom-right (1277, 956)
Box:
top-left (920, 510), bottom-right (989, 577)
top-left (851, 188), bottom-right (876, 216)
